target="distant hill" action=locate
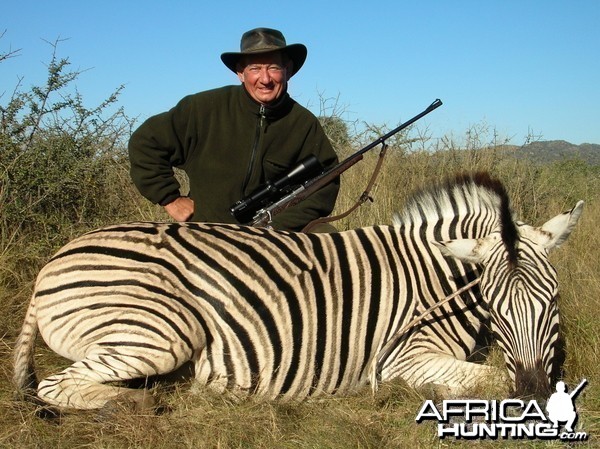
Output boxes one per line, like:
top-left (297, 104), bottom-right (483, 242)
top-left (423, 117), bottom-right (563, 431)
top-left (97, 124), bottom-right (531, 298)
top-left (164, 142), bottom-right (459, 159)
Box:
top-left (512, 140), bottom-right (600, 165)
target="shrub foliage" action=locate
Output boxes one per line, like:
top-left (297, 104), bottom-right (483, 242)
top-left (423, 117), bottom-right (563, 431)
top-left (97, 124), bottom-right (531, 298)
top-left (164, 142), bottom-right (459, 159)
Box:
top-left (0, 39), bottom-right (140, 284)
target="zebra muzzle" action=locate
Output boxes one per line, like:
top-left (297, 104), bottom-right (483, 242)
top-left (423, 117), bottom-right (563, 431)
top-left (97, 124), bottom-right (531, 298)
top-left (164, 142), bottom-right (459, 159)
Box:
top-left (513, 360), bottom-right (551, 399)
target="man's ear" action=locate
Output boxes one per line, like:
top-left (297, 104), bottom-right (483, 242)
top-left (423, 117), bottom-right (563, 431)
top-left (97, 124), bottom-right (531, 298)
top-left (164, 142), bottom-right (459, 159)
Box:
top-left (236, 59), bottom-right (246, 83)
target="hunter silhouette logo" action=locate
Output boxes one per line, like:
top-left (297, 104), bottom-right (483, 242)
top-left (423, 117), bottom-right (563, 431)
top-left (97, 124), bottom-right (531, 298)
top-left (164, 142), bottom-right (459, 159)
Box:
top-left (416, 379), bottom-right (589, 441)
top-left (546, 379), bottom-right (587, 433)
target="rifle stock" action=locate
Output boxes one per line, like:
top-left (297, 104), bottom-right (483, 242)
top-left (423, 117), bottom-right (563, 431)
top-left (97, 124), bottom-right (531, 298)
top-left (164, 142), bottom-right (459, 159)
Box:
top-left (238, 98), bottom-right (443, 228)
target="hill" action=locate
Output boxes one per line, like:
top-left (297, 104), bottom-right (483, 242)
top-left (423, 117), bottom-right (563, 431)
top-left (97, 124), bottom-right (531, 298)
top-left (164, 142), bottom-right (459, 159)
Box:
top-left (513, 140), bottom-right (600, 165)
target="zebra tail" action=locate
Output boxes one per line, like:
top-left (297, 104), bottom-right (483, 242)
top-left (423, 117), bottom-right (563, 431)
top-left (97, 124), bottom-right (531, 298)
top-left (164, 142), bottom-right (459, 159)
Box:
top-left (13, 297), bottom-right (39, 395)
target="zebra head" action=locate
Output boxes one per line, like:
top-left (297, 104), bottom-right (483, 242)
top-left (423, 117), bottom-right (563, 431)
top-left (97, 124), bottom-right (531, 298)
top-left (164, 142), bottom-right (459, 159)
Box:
top-left (435, 200), bottom-right (584, 398)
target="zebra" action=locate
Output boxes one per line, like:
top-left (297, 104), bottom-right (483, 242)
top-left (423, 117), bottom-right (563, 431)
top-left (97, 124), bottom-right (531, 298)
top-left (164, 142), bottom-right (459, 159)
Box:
top-left (13, 172), bottom-right (583, 410)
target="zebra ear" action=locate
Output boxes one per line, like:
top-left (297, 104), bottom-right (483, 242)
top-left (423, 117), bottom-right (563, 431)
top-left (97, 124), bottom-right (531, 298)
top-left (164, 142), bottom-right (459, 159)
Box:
top-left (432, 238), bottom-right (488, 264)
top-left (533, 200), bottom-right (584, 250)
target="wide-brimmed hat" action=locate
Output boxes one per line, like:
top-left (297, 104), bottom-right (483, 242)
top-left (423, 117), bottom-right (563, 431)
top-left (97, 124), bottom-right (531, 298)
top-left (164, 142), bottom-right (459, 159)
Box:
top-left (221, 28), bottom-right (307, 77)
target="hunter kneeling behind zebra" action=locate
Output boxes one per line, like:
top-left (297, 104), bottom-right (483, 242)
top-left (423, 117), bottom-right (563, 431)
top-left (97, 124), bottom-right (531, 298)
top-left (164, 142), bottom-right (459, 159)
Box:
top-left (13, 172), bottom-right (583, 411)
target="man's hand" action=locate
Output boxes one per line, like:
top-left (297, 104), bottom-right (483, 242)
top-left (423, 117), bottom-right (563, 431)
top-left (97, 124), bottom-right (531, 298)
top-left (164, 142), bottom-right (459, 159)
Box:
top-left (164, 197), bottom-right (195, 222)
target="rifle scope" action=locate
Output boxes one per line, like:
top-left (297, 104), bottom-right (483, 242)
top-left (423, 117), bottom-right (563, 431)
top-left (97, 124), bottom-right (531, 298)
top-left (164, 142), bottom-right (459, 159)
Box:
top-left (230, 155), bottom-right (324, 224)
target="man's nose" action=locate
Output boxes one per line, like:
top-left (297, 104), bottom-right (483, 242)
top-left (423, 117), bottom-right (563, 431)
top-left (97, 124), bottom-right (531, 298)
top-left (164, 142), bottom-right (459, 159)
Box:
top-left (258, 68), bottom-right (272, 83)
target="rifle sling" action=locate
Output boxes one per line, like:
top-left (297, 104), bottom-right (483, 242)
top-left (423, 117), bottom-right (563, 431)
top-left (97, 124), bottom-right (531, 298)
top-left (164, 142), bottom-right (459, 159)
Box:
top-left (302, 143), bottom-right (389, 232)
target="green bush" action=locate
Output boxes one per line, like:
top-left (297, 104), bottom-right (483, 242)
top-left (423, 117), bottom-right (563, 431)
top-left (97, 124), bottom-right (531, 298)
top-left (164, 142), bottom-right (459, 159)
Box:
top-left (0, 38), bottom-right (139, 284)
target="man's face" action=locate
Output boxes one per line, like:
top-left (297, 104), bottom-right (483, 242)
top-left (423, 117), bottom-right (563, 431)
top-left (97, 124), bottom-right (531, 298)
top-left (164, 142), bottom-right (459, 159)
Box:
top-left (237, 52), bottom-right (291, 105)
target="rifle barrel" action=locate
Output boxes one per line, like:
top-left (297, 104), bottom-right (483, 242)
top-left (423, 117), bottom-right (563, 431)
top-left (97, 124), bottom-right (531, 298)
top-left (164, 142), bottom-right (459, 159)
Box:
top-left (339, 98), bottom-right (443, 166)
top-left (248, 98), bottom-right (443, 226)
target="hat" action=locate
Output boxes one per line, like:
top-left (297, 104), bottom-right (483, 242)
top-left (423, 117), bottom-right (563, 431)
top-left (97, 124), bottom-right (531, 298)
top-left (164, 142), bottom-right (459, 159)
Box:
top-left (221, 28), bottom-right (307, 77)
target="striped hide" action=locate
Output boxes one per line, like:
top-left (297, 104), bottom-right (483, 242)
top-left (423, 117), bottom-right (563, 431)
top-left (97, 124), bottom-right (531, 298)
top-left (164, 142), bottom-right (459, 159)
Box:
top-left (13, 173), bottom-right (583, 409)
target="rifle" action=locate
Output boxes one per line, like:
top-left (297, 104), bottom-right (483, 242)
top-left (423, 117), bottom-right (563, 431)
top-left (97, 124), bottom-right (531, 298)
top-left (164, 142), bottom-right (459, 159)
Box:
top-left (230, 98), bottom-right (443, 228)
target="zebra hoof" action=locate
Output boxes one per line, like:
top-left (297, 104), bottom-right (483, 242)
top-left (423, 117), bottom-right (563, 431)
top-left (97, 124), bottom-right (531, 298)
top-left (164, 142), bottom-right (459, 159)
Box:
top-left (128, 389), bottom-right (157, 411)
top-left (98, 390), bottom-right (157, 418)
top-left (14, 390), bottom-right (62, 421)
top-left (35, 404), bottom-right (62, 421)
top-left (418, 382), bottom-right (452, 400)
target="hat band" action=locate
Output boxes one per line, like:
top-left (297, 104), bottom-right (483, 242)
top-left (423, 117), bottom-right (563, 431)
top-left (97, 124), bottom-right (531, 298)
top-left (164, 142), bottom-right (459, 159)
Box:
top-left (242, 45), bottom-right (284, 54)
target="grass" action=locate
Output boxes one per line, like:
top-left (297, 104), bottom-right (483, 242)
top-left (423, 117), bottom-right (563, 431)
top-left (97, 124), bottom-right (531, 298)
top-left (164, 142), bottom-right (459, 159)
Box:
top-left (1, 134), bottom-right (599, 448)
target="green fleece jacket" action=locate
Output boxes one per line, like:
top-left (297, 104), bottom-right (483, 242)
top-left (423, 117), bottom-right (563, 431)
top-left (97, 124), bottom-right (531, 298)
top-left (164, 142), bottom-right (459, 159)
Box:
top-left (128, 85), bottom-right (339, 231)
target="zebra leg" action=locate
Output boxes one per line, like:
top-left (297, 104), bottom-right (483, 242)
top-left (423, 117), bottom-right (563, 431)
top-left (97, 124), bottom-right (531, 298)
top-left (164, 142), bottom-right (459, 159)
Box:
top-left (393, 353), bottom-right (509, 396)
top-left (190, 345), bottom-right (232, 395)
top-left (37, 351), bottom-right (159, 410)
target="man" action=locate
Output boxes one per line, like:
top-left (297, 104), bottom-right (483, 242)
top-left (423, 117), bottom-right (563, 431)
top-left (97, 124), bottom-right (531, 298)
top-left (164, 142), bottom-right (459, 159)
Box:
top-left (128, 28), bottom-right (339, 231)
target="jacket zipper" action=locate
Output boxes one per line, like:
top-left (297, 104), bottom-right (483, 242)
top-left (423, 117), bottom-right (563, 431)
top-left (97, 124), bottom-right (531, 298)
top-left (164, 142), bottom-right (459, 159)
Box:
top-left (241, 104), bottom-right (266, 195)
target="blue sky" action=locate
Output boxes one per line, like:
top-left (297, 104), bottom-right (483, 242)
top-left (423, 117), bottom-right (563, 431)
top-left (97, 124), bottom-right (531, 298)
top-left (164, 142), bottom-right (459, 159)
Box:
top-left (2, 1), bottom-right (599, 145)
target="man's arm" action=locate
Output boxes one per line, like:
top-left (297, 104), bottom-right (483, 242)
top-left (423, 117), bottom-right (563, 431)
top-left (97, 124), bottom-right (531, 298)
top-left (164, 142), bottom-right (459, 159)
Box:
top-left (128, 97), bottom-right (194, 219)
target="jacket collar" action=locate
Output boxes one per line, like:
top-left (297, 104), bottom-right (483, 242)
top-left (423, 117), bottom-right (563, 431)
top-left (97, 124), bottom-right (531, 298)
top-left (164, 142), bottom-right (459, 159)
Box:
top-left (238, 84), bottom-right (294, 120)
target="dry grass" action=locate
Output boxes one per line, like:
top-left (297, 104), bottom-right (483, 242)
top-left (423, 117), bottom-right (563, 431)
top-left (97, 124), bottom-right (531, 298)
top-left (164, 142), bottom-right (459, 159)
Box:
top-left (1, 138), bottom-right (599, 448)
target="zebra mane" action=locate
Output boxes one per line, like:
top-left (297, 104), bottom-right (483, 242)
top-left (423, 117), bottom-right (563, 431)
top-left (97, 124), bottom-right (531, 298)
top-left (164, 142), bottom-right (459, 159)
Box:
top-left (393, 172), bottom-right (519, 267)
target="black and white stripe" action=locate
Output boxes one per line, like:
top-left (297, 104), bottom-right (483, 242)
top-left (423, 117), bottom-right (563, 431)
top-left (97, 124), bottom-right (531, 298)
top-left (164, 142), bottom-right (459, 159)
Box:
top-left (13, 173), bottom-right (583, 409)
